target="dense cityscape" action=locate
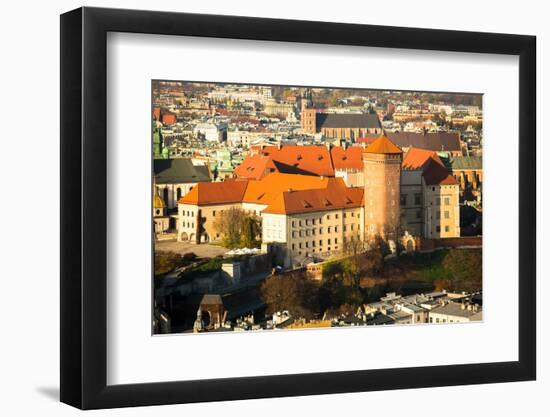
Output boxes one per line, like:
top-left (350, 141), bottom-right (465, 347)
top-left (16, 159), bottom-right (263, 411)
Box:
top-left (152, 81), bottom-right (483, 334)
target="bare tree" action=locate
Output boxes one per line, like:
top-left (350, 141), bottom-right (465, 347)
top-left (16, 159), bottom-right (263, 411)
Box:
top-left (213, 207), bottom-right (261, 249)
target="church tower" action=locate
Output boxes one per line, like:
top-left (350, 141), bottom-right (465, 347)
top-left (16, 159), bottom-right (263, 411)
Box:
top-left (153, 124), bottom-right (163, 159)
top-left (362, 134), bottom-right (403, 242)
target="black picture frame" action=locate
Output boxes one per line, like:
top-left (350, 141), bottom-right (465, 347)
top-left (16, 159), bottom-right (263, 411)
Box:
top-left (60, 6), bottom-right (536, 410)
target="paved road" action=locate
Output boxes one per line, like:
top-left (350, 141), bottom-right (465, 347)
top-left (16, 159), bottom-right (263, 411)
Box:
top-left (155, 239), bottom-right (229, 258)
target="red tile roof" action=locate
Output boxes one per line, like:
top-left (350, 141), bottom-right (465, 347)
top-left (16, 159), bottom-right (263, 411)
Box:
top-left (263, 179), bottom-right (364, 215)
top-left (402, 148), bottom-right (444, 170)
top-left (152, 107), bottom-right (161, 121)
top-left (250, 145), bottom-right (334, 177)
top-left (233, 154), bottom-right (277, 180)
top-left (162, 113), bottom-right (176, 126)
top-left (422, 158), bottom-right (458, 186)
top-left (179, 179), bottom-right (249, 205)
top-left (178, 172), bottom-right (363, 215)
top-left (330, 146), bottom-right (363, 170)
top-left (363, 134), bottom-right (403, 154)
top-left (243, 173), bottom-right (331, 205)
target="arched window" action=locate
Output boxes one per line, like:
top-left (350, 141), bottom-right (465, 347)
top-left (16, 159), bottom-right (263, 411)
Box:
top-left (162, 188), bottom-right (169, 204)
top-left (176, 187), bottom-right (182, 200)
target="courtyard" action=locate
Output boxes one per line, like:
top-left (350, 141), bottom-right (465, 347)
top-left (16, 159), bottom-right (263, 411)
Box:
top-left (155, 239), bottom-right (230, 258)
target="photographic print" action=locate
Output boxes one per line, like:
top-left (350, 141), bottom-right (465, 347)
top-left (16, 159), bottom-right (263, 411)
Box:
top-left (152, 81), bottom-right (483, 335)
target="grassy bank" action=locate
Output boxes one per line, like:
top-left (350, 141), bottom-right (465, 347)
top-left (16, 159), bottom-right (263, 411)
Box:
top-left (386, 247), bottom-right (482, 291)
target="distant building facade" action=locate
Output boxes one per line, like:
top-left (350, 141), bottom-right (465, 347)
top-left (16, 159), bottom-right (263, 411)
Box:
top-left (301, 109), bottom-right (382, 139)
top-left (386, 132), bottom-right (463, 157)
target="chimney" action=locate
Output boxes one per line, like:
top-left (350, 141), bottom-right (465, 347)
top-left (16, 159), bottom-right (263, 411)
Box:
top-left (277, 142), bottom-right (282, 150)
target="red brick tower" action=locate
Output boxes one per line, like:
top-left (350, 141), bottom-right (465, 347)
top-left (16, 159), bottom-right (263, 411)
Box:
top-left (362, 134), bottom-right (403, 241)
top-left (301, 108), bottom-right (317, 134)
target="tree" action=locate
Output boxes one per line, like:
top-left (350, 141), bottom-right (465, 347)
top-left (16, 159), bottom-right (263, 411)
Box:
top-left (342, 256), bottom-right (361, 288)
top-left (361, 249), bottom-right (384, 276)
top-left (342, 235), bottom-right (365, 288)
top-left (240, 215), bottom-right (261, 248)
top-left (442, 249), bottom-right (482, 292)
top-left (343, 235), bottom-right (364, 257)
top-left (261, 271), bottom-right (315, 318)
top-left (317, 275), bottom-right (347, 312)
top-left (385, 209), bottom-right (405, 246)
top-left (213, 207), bottom-right (260, 249)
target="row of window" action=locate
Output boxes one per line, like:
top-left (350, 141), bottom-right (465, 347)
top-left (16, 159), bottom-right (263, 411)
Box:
top-left (435, 225), bottom-right (452, 233)
top-left (210, 208), bottom-right (260, 217)
top-left (292, 238), bottom-right (338, 250)
top-left (290, 212), bottom-right (359, 228)
top-left (291, 223), bottom-right (362, 238)
top-left (401, 194), bottom-right (453, 207)
top-left (296, 248), bottom-right (338, 257)
top-left (182, 221), bottom-right (195, 229)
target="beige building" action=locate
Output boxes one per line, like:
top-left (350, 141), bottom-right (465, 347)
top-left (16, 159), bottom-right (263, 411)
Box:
top-left (177, 172), bottom-right (364, 267)
top-left (401, 148), bottom-right (461, 239)
top-left (423, 176), bottom-right (460, 239)
top-left (177, 174), bottom-right (339, 247)
top-left (261, 183), bottom-right (364, 267)
top-left (178, 180), bottom-right (248, 244)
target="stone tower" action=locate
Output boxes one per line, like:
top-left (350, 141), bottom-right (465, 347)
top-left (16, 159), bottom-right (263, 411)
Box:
top-left (362, 134), bottom-right (403, 241)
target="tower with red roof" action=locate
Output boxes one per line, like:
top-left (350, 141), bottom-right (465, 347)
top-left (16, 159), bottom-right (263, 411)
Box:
top-left (362, 134), bottom-right (403, 241)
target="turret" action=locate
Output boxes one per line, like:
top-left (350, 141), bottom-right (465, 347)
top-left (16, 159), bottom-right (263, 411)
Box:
top-left (362, 134), bottom-right (403, 241)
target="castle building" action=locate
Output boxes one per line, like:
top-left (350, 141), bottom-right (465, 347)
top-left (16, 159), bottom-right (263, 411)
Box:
top-left (401, 148), bottom-right (460, 238)
top-left (421, 158), bottom-right (460, 238)
top-left (176, 134), bottom-right (463, 264)
top-left (362, 135), bottom-right (403, 241)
